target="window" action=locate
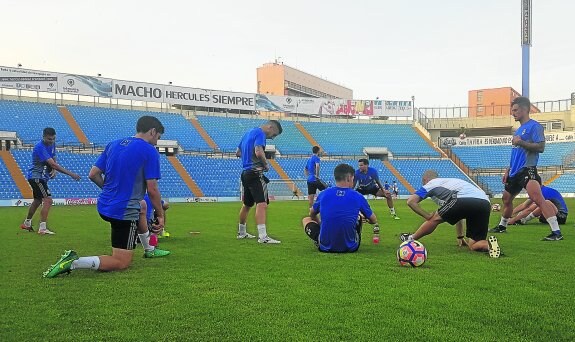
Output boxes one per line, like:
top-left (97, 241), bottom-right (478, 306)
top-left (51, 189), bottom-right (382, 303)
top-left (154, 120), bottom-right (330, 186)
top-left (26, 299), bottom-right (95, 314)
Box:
top-left (476, 91), bottom-right (483, 103)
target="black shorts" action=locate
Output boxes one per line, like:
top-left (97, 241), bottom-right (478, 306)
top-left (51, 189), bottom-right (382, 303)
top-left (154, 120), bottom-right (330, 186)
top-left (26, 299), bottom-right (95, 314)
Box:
top-left (304, 219), bottom-right (362, 252)
top-left (505, 167), bottom-right (542, 196)
top-left (539, 211), bottom-right (568, 225)
top-left (356, 187), bottom-right (379, 196)
top-left (241, 170), bottom-right (269, 207)
top-left (28, 179), bottom-right (51, 200)
top-left (437, 197), bottom-right (491, 242)
top-left (100, 214), bottom-right (138, 250)
top-left (307, 179), bottom-right (327, 195)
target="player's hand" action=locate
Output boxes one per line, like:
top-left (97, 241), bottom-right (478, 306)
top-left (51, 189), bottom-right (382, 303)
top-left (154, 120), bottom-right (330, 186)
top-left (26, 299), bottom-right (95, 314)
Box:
top-left (49, 170), bottom-right (57, 179)
top-left (502, 173), bottom-right (508, 184)
top-left (155, 216), bottom-right (165, 230)
top-left (150, 223), bottom-right (163, 234)
top-left (511, 135), bottom-right (522, 146)
top-left (457, 237), bottom-right (468, 247)
top-left (263, 164), bottom-right (270, 172)
top-left (70, 173), bottom-right (81, 181)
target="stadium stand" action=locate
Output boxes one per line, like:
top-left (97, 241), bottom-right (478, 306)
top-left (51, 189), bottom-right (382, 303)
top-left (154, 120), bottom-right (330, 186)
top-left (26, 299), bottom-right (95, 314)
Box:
top-left (0, 156), bottom-right (21, 199)
top-left (67, 105), bottom-right (211, 151)
top-left (547, 173), bottom-right (575, 194)
top-left (177, 155), bottom-right (241, 197)
top-left (390, 159), bottom-right (474, 190)
top-left (0, 100), bottom-right (77, 144)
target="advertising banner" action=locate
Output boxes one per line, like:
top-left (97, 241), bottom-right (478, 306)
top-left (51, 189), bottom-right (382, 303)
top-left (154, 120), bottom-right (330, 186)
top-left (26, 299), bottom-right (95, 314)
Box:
top-left (59, 74), bottom-right (112, 97)
top-left (440, 131), bottom-right (575, 148)
top-left (0, 66), bottom-right (58, 92)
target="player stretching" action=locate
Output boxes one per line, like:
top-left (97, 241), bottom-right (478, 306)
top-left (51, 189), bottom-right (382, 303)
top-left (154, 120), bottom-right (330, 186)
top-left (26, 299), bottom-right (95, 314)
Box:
top-left (304, 146), bottom-right (327, 208)
top-left (236, 120), bottom-right (283, 243)
top-left (43, 116), bottom-right (170, 278)
top-left (20, 127), bottom-right (81, 234)
top-left (490, 97), bottom-right (563, 241)
top-left (354, 159), bottom-right (400, 231)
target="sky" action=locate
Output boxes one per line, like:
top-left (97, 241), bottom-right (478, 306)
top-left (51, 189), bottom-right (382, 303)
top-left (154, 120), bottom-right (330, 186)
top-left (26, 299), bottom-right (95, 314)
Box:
top-left (2, 0), bottom-right (573, 106)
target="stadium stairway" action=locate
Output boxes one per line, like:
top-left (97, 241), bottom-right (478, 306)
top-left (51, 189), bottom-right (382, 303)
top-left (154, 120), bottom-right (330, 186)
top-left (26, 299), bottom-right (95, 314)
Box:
top-left (383, 160), bottom-right (415, 193)
top-left (187, 118), bottom-right (219, 150)
top-left (294, 122), bottom-right (322, 151)
top-left (166, 156), bottom-right (204, 197)
top-left (268, 159), bottom-right (301, 195)
top-left (58, 106), bottom-right (89, 145)
top-left (544, 173), bottom-right (561, 186)
top-left (444, 150), bottom-right (471, 175)
top-left (412, 122), bottom-right (446, 157)
top-left (0, 150), bottom-right (32, 198)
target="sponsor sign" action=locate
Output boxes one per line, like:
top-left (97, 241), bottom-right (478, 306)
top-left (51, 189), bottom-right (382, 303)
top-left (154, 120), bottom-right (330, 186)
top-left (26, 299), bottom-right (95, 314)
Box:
top-left (440, 131), bottom-right (575, 147)
top-left (185, 197), bottom-right (218, 203)
top-left (0, 66), bottom-right (58, 92)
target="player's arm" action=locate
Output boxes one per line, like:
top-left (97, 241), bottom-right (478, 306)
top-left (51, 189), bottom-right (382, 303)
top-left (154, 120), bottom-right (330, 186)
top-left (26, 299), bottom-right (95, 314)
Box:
top-left (88, 166), bottom-right (104, 189)
top-left (315, 163), bottom-right (320, 179)
top-left (407, 194), bottom-right (433, 220)
top-left (146, 179), bottom-right (164, 228)
top-left (502, 167), bottom-right (510, 184)
top-left (235, 147), bottom-right (241, 158)
top-left (512, 199), bottom-right (533, 216)
top-left (455, 220), bottom-right (468, 246)
top-left (46, 158), bottom-right (80, 180)
top-left (309, 206), bottom-right (321, 224)
top-left (513, 137), bottom-right (545, 153)
top-left (254, 145), bottom-right (269, 171)
top-left (304, 166), bottom-right (309, 177)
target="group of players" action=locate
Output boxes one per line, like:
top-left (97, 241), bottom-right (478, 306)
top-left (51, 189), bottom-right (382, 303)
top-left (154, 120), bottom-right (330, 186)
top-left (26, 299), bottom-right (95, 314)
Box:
top-left (29, 96), bottom-right (565, 277)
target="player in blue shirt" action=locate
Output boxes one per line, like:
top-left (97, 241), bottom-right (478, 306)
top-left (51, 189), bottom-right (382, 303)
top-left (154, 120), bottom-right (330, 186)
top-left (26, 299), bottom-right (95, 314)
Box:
top-left (354, 159), bottom-right (400, 230)
top-left (138, 194), bottom-right (171, 248)
top-left (302, 163), bottom-right (378, 253)
top-left (43, 116), bottom-right (170, 278)
top-left (20, 127), bottom-right (81, 235)
top-left (508, 185), bottom-right (568, 225)
top-left (402, 170), bottom-right (501, 258)
top-left (236, 120), bottom-right (283, 244)
top-left (490, 97), bottom-right (563, 241)
top-left (304, 146), bottom-right (327, 208)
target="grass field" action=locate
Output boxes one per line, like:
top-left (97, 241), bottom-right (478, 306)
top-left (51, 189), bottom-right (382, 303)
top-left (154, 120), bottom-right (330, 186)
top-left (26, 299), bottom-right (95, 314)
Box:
top-left (1, 199), bottom-right (575, 341)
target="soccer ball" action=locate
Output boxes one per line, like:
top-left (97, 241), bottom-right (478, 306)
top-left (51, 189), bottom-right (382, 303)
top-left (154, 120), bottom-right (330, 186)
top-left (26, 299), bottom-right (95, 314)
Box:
top-left (491, 203), bottom-right (501, 212)
top-left (397, 240), bottom-right (427, 267)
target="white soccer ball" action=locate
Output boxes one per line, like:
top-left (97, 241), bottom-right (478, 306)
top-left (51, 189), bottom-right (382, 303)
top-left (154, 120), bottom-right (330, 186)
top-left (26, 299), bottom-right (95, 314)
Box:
top-left (491, 203), bottom-right (501, 212)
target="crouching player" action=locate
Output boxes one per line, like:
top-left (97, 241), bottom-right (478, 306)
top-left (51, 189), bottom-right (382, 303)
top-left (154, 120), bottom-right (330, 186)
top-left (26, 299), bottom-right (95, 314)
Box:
top-left (401, 170), bottom-right (501, 258)
top-left (302, 164), bottom-right (379, 253)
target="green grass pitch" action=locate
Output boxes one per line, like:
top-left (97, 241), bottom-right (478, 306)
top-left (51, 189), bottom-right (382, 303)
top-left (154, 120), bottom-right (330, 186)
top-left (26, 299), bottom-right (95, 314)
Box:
top-left (1, 199), bottom-right (574, 341)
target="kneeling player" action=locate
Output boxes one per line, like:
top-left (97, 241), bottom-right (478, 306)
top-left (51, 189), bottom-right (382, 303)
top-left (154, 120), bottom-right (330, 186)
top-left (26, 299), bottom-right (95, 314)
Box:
top-left (302, 164), bottom-right (379, 253)
top-left (354, 158), bottom-right (399, 224)
top-left (401, 170), bottom-right (501, 258)
top-left (509, 185), bottom-right (568, 226)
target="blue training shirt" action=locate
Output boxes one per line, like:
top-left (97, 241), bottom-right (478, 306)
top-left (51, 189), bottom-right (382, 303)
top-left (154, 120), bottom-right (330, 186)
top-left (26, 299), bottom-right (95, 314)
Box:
top-left (541, 186), bottom-right (568, 213)
top-left (312, 187), bottom-right (373, 253)
top-left (95, 137), bottom-right (161, 220)
top-left (28, 140), bottom-right (56, 180)
top-left (305, 155), bottom-right (321, 182)
top-left (238, 127), bottom-right (266, 171)
top-left (143, 194), bottom-right (165, 220)
top-left (509, 119), bottom-right (544, 177)
top-left (354, 167), bottom-right (380, 190)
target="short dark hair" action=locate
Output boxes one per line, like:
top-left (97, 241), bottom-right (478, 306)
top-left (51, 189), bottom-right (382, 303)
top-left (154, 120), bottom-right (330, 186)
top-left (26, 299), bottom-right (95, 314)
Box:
top-left (312, 146), bottom-right (320, 154)
top-left (268, 120), bottom-right (283, 135)
top-left (136, 116), bottom-right (164, 134)
top-left (511, 96), bottom-right (531, 110)
top-left (334, 163), bottom-right (354, 181)
top-left (358, 158), bottom-right (369, 165)
top-left (43, 127), bottom-right (56, 136)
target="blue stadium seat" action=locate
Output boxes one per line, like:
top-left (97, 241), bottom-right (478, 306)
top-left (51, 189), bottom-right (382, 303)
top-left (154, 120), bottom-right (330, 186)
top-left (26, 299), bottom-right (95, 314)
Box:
top-left (0, 157), bottom-right (22, 199)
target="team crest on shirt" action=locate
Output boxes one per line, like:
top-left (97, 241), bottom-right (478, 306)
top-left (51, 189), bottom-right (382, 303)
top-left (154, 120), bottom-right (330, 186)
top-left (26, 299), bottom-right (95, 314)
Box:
top-left (521, 129), bottom-right (526, 135)
top-left (336, 190), bottom-right (345, 196)
top-left (120, 139), bottom-right (131, 146)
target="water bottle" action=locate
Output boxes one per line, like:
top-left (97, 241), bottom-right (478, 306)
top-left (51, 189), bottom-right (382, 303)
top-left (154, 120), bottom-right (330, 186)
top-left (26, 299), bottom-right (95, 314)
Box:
top-left (373, 233), bottom-right (380, 244)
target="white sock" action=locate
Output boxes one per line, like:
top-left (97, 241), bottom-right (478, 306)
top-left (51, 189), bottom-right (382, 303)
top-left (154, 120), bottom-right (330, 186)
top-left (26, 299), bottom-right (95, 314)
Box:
top-left (71, 256), bottom-right (100, 270)
top-left (546, 216), bottom-right (561, 234)
top-left (408, 234), bottom-right (415, 241)
top-left (524, 213), bottom-right (536, 223)
top-left (499, 217), bottom-right (509, 227)
top-left (39, 222), bottom-right (47, 230)
top-left (257, 224), bottom-right (267, 239)
top-left (138, 232), bottom-right (154, 252)
top-left (23, 219), bottom-right (32, 227)
top-left (238, 223), bottom-right (247, 235)
top-left (390, 207), bottom-right (396, 215)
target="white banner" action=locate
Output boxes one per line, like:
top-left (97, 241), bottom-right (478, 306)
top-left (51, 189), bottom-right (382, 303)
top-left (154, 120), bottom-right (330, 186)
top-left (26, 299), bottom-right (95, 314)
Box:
top-left (59, 74), bottom-right (112, 97)
top-left (0, 66), bottom-right (58, 92)
top-left (440, 131), bottom-right (575, 148)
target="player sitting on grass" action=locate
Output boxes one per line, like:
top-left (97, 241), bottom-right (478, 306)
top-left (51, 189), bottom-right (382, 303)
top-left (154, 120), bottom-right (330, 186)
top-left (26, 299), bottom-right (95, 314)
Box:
top-left (400, 170), bottom-right (501, 258)
top-left (508, 185), bottom-right (568, 226)
top-left (354, 159), bottom-right (400, 229)
top-left (302, 163), bottom-right (379, 253)
top-left (43, 116), bottom-right (170, 278)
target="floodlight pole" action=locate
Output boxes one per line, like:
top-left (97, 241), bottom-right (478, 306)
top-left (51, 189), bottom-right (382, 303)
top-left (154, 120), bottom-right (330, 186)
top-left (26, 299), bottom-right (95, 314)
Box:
top-left (521, 0), bottom-right (532, 98)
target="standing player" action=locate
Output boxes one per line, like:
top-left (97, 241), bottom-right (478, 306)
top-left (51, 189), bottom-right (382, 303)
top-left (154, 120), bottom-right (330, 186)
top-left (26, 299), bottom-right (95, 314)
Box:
top-left (302, 163), bottom-right (378, 253)
top-left (304, 146), bottom-right (326, 208)
top-left (236, 120), bottom-right (283, 244)
top-left (508, 185), bottom-right (568, 226)
top-left (43, 116), bottom-right (170, 278)
top-left (354, 159), bottom-right (400, 227)
top-left (392, 181), bottom-right (399, 199)
top-left (490, 97), bottom-right (563, 241)
top-left (20, 127), bottom-right (81, 235)
top-left (401, 170), bottom-right (500, 258)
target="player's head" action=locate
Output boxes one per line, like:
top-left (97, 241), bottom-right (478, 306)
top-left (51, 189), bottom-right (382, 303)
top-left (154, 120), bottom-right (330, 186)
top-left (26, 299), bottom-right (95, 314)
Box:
top-left (312, 146), bottom-right (321, 155)
top-left (358, 158), bottom-right (369, 172)
top-left (334, 163), bottom-right (355, 187)
top-left (137, 116), bottom-right (164, 145)
top-left (422, 169), bottom-right (438, 185)
top-left (262, 120), bottom-right (283, 139)
top-left (42, 127), bottom-right (56, 145)
top-left (511, 96), bottom-right (531, 122)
